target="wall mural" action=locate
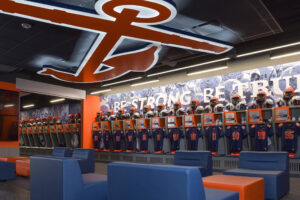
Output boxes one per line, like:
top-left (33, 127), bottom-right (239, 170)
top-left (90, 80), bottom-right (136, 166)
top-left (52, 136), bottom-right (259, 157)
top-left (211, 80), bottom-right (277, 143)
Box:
top-left (20, 103), bottom-right (81, 123)
top-left (0, 0), bottom-right (231, 83)
top-left (100, 61), bottom-right (300, 113)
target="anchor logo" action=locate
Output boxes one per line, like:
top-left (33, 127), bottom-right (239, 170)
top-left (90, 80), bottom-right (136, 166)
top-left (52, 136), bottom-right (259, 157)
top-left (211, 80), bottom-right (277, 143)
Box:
top-left (0, 0), bottom-right (232, 83)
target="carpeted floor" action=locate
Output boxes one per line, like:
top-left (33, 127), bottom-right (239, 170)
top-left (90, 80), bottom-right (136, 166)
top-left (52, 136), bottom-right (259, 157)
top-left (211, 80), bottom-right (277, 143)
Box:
top-left (1, 162), bottom-right (300, 200)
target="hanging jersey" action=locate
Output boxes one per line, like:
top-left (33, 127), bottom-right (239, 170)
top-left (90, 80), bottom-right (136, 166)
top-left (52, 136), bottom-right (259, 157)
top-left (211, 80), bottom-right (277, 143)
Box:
top-left (168, 128), bottom-right (183, 151)
top-left (186, 127), bottom-right (202, 150)
top-left (250, 124), bottom-right (273, 151)
top-left (152, 128), bottom-right (165, 152)
top-left (102, 131), bottom-right (111, 150)
top-left (277, 123), bottom-right (300, 153)
top-left (204, 126), bottom-right (223, 152)
top-left (225, 125), bottom-right (247, 153)
top-left (93, 130), bottom-right (101, 149)
top-left (138, 129), bottom-right (150, 151)
top-left (113, 130), bottom-right (123, 150)
top-left (125, 130), bottom-right (136, 151)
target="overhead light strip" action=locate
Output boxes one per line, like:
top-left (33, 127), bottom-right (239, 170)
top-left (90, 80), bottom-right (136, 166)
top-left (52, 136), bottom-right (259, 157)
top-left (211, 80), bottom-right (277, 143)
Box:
top-left (131, 80), bottom-right (159, 87)
top-left (147, 58), bottom-right (230, 77)
top-left (50, 98), bottom-right (66, 103)
top-left (102, 77), bottom-right (143, 87)
top-left (4, 104), bottom-right (14, 108)
top-left (270, 51), bottom-right (300, 60)
top-left (23, 104), bottom-right (35, 109)
top-left (90, 89), bottom-right (112, 95)
top-left (237, 41), bottom-right (300, 58)
top-left (187, 66), bottom-right (228, 76)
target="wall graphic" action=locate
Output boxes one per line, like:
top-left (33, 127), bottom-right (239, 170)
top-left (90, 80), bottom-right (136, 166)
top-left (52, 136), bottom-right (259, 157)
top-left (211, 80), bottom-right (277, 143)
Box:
top-left (20, 103), bottom-right (81, 123)
top-left (100, 61), bottom-right (300, 113)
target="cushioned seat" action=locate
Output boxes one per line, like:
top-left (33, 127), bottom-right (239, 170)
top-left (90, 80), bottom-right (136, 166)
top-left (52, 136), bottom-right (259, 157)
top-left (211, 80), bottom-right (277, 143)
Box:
top-left (0, 161), bottom-right (15, 181)
top-left (174, 151), bottom-right (212, 177)
top-left (205, 188), bottom-right (239, 200)
top-left (52, 147), bottom-right (72, 157)
top-left (223, 151), bottom-right (289, 200)
top-left (30, 156), bottom-right (107, 200)
top-left (108, 162), bottom-right (238, 200)
top-left (72, 149), bottom-right (95, 173)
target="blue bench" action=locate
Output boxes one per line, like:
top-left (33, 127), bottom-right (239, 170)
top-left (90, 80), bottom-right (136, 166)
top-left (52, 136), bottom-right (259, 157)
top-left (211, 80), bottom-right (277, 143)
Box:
top-left (52, 147), bottom-right (72, 157)
top-left (108, 162), bottom-right (238, 200)
top-left (224, 151), bottom-right (289, 200)
top-left (174, 151), bottom-right (212, 177)
top-left (0, 161), bottom-right (15, 181)
top-left (72, 148), bottom-right (95, 173)
top-left (30, 156), bottom-right (107, 200)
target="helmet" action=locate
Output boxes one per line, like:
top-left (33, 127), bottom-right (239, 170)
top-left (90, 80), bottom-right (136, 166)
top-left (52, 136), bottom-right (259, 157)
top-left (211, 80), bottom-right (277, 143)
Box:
top-left (107, 110), bottom-right (114, 116)
top-left (97, 111), bottom-right (104, 116)
top-left (257, 91), bottom-right (267, 102)
top-left (283, 87), bottom-right (294, 100)
top-left (232, 94), bottom-right (241, 105)
top-left (160, 110), bottom-right (169, 117)
top-left (143, 105), bottom-right (151, 113)
top-left (29, 119), bottom-right (35, 123)
top-left (36, 118), bottom-right (41, 122)
top-left (236, 102), bottom-right (247, 111)
top-left (191, 99), bottom-right (200, 109)
top-left (157, 104), bottom-right (165, 113)
top-left (174, 101), bottom-right (181, 110)
top-left (47, 116), bottom-right (52, 121)
top-left (195, 106), bottom-right (204, 114)
top-left (118, 108), bottom-right (125, 114)
top-left (209, 97), bottom-right (219, 107)
top-left (133, 112), bottom-right (140, 119)
top-left (68, 114), bottom-right (74, 119)
top-left (53, 116), bottom-right (59, 121)
top-left (75, 113), bottom-right (81, 118)
top-left (129, 107), bottom-right (137, 115)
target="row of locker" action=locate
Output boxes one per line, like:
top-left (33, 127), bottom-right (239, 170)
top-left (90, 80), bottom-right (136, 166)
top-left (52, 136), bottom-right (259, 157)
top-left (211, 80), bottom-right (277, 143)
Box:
top-left (19, 123), bottom-right (81, 148)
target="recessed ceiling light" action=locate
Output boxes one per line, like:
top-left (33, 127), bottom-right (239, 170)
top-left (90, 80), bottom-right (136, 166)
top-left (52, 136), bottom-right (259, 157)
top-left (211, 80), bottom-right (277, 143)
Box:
top-left (21, 23), bottom-right (32, 29)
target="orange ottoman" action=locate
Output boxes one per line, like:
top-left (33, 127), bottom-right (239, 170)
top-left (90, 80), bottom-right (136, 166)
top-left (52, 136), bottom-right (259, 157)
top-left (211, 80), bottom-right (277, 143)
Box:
top-left (0, 157), bottom-right (29, 170)
top-left (16, 159), bottom-right (30, 177)
top-left (203, 175), bottom-right (264, 200)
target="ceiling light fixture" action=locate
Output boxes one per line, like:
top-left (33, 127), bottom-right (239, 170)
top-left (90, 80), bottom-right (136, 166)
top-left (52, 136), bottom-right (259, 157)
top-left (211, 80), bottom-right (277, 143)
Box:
top-left (131, 80), bottom-right (159, 87)
top-left (50, 98), bottom-right (66, 103)
top-left (187, 66), bottom-right (228, 76)
top-left (4, 104), bottom-right (14, 108)
top-left (90, 89), bottom-right (112, 95)
top-left (23, 104), bottom-right (35, 109)
top-left (147, 58), bottom-right (229, 77)
top-left (270, 51), bottom-right (300, 60)
top-left (237, 41), bottom-right (300, 58)
top-left (102, 77), bottom-right (143, 87)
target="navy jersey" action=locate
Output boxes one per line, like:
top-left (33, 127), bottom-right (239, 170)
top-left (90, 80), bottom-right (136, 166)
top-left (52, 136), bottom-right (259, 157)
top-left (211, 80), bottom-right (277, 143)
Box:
top-left (125, 130), bottom-right (136, 150)
top-left (168, 128), bottom-right (184, 151)
top-left (250, 124), bottom-right (273, 151)
top-left (277, 123), bottom-right (300, 153)
top-left (138, 129), bottom-right (150, 151)
top-left (225, 125), bottom-right (247, 153)
top-left (186, 127), bottom-right (202, 150)
top-left (93, 130), bottom-right (101, 149)
top-left (102, 131), bottom-right (111, 150)
top-left (204, 126), bottom-right (223, 152)
top-left (113, 130), bottom-right (124, 150)
top-left (152, 128), bottom-right (165, 152)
